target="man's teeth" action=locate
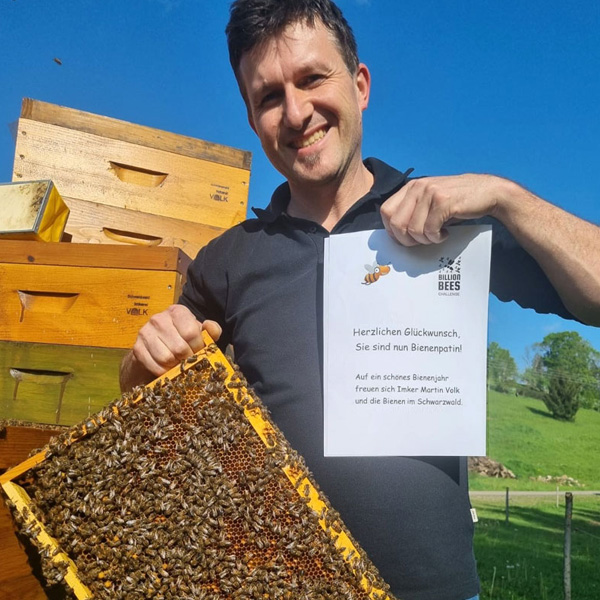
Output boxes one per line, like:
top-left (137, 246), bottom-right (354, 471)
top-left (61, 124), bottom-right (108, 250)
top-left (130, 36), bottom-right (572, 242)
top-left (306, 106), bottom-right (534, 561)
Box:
top-left (298, 129), bottom-right (325, 148)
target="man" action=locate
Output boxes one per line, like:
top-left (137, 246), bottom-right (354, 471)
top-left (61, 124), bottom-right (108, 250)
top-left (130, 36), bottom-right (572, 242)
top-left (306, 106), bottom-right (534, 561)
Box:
top-left (120, 1), bottom-right (600, 598)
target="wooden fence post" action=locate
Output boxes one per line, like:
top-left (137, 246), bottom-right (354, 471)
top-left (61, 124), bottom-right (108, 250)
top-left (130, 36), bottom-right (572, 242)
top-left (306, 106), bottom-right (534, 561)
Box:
top-left (564, 492), bottom-right (573, 600)
top-left (505, 487), bottom-right (509, 524)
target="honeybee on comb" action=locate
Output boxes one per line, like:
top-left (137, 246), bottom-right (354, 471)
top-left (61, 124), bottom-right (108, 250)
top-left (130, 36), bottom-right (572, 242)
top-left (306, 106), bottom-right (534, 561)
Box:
top-left (1, 335), bottom-right (396, 600)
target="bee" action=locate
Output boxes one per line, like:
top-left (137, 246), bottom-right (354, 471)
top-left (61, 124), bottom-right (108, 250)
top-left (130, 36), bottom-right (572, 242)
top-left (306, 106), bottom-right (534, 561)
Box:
top-left (362, 262), bottom-right (391, 285)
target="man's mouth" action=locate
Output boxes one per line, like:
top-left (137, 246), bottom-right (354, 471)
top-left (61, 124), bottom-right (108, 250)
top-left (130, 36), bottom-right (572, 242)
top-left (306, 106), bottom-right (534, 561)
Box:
top-left (293, 128), bottom-right (327, 149)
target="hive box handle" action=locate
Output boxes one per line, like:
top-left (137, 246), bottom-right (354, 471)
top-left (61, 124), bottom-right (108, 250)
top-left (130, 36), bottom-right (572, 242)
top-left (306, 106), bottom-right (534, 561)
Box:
top-left (109, 161), bottom-right (168, 187)
top-left (9, 367), bottom-right (73, 386)
top-left (17, 290), bottom-right (79, 320)
top-left (9, 368), bottom-right (74, 424)
top-left (102, 227), bottom-right (163, 246)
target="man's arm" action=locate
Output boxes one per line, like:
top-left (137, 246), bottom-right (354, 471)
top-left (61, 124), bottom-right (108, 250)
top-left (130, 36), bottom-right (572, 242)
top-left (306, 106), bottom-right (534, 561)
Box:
top-left (119, 304), bottom-right (222, 392)
top-left (380, 174), bottom-right (600, 326)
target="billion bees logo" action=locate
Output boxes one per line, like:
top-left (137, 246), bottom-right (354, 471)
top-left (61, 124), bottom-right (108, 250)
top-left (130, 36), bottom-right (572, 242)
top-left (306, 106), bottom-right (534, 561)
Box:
top-left (438, 255), bottom-right (462, 296)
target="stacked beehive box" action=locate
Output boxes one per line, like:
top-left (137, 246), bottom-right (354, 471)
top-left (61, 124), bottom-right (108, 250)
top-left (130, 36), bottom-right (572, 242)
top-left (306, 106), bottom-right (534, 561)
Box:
top-left (0, 421), bottom-right (65, 599)
top-left (0, 241), bottom-right (191, 425)
top-left (0, 99), bottom-right (251, 597)
top-left (13, 98), bottom-right (251, 257)
top-left (1, 98), bottom-right (251, 428)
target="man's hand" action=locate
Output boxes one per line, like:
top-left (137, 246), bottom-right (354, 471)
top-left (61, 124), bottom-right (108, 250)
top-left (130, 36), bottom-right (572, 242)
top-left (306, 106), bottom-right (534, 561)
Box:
top-left (119, 304), bottom-right (222, 392)
top-left (382, 173), bottom-right (600, 325)
top-left (380, 174), bottom-right (504, 246)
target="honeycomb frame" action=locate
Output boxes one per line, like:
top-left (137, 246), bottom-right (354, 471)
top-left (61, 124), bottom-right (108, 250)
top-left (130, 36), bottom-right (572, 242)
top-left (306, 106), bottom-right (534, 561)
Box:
top-left (1, 331), bottom-right (396, 599)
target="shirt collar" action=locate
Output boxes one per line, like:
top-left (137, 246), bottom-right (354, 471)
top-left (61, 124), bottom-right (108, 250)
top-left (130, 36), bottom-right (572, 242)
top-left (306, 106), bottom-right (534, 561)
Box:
top-left (252, 158), bottom-right (414, 223)
top-left (251, 181), bottom-right (292, 223)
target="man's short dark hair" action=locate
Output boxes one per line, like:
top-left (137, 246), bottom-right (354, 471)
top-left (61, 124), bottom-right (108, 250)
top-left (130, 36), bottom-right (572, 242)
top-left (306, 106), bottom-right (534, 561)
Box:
top-left (226, 0), bottom-right (360, 79)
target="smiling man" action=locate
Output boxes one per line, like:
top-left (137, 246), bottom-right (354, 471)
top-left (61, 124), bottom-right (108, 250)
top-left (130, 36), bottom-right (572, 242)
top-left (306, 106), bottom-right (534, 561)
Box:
top-left (238, 17), bottom-right (372, 230)
top-left (120, 1), bottom-right (600, 598)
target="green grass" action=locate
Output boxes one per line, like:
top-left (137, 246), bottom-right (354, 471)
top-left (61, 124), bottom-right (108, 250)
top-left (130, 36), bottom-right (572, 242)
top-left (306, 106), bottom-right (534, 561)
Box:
top-left (471, 391), bottom-right (600, 598)
top-left (472, 495), bottom-right (600, 600)
top-left (470, 390), bottom-right (600, 490)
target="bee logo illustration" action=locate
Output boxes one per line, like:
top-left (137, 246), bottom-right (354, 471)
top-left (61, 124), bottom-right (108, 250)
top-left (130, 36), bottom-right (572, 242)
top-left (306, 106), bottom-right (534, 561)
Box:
top-left (362, 262), bottom-right (391, 285)
top-left (439, 256), bottom-right (461, 272)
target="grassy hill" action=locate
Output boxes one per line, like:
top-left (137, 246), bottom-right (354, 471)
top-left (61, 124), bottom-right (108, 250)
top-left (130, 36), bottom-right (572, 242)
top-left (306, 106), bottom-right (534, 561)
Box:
top-left (470, 390), bottom-right (600, 490)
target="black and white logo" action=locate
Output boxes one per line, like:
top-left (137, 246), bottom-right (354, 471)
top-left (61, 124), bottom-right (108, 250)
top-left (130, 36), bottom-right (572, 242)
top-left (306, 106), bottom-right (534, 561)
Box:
top-left (438, 255), bottom-right (462, 296)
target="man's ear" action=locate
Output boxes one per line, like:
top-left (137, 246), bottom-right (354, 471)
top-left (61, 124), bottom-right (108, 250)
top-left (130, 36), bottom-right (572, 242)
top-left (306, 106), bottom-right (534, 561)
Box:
top-left (356, 62), bottom-right (371, 111)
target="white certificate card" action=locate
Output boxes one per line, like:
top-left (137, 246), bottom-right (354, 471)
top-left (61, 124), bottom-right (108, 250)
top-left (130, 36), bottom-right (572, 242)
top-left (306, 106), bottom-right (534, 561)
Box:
top-left (323, 225), bottom-right (492, 457)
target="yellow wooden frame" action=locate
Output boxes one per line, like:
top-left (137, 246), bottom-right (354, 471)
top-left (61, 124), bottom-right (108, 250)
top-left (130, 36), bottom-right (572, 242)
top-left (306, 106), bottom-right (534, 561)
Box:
top-left (1, 331), bottom-right (393, 600)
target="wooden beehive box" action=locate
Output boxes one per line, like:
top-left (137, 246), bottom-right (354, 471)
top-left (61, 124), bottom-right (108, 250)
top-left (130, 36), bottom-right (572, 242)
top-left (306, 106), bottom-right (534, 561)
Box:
top-left (11, 99), bottom-right (252, 258)
top-left (0, 240), bottom-right (190, 348)
top-left (0, 240), bottom-right (191, 426)
top-left (0, 341), bottom-right (127, 425)
top-left (0, 422), bottom-right (66, 471)
top-left (0, 493), bottom-right (49, 600)
top-left (0, 423), bottom-right (68, 600)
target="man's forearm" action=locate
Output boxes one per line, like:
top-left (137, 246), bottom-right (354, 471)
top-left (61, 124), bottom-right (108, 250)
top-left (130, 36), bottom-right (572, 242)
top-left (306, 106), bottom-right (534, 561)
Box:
top-left (494, 179), bottom-right (600, 326)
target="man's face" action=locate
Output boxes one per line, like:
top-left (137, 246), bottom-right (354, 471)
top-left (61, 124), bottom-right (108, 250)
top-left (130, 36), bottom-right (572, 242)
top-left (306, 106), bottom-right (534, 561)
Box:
top-left (239, 20), bottom-right (370, 193)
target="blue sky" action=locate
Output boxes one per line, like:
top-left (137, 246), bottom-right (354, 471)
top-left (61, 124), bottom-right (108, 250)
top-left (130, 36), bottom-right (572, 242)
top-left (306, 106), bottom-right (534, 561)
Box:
top-left (1, 0), bottom-right (599, 370)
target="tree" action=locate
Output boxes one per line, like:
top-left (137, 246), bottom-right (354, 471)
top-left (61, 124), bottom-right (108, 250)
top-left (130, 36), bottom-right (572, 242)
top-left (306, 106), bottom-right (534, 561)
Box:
top-left (522, 347), bottom-right (546, 395)
top-left (543, 375), bottom-right (583, 421)
top-left (528, 331), bottom-right (600, 415)
top-left (487, 342), bottom-right (518, 393)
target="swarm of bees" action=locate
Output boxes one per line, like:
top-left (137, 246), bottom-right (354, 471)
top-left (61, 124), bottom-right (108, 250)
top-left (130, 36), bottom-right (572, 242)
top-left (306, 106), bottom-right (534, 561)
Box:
top-left (3, 340), bottom-right (395, 600)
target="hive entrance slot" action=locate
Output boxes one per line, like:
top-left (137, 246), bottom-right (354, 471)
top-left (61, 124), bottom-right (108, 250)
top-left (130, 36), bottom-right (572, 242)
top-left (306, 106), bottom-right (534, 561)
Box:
top-left (9, 368), bottom-right (74, 423)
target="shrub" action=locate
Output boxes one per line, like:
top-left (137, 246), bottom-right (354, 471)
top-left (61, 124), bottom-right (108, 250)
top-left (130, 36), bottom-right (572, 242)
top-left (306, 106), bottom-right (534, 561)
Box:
top-left (542, 375), bottom-right (582, 421)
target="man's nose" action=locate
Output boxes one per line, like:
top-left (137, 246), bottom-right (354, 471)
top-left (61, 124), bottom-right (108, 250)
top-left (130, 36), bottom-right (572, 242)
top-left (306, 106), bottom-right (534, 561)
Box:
top-left (283, 88), bottom-right (312, 130)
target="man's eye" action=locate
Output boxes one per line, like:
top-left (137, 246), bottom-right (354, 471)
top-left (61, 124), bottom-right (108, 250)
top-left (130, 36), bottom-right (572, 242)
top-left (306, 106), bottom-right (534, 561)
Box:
top-left (259, 91), bottom-right (280, 107)
top-left (303, 74), bottom-right (324, 86)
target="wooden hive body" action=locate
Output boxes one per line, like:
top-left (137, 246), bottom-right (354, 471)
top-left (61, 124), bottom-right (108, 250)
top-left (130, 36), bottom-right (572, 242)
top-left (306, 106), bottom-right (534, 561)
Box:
top-left (0, 240), bottom-right (190, 348)
top-left (0, 423), bottom-right (67, 600)
top-left (0, 240), bottom-right (191, 426)
top-left (12, 99), bottom-right (252, 258)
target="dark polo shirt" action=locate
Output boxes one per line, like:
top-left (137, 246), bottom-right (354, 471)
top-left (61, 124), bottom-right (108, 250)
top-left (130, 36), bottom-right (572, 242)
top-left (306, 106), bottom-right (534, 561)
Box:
top-left (179, 158), bottom-right (574, 600)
